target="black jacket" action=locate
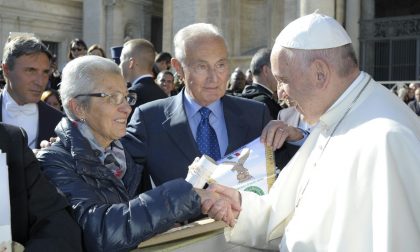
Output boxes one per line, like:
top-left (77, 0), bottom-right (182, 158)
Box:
top-left (128, 76), bottom-right (167, 120)
top-left (0, 123), bottom-right (82, 251)
top-left (0, 94), bottom-right (63, 148)
top-left (37, 118), bottom-right (201, 252)
top-left (241, 83), bottom-right (281, 119)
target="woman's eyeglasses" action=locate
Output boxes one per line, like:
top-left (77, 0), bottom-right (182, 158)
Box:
top-left (75, 92), bottom-right (137, 106)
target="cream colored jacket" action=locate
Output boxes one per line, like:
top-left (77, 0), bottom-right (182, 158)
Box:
top-left (225, 72), bottom-right (420, 252)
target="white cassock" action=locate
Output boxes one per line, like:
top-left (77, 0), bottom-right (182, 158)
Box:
top-left (225, 72), bottom-right (420, 252)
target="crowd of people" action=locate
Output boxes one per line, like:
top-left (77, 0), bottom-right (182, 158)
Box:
top-left (0, 11), bottom-right (419, 252)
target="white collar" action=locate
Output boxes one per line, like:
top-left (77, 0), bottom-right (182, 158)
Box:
top-left (2, 88), bottom-right (37, 115)
top-left (132, 74), bottom-right (154, 84)
top-left (253, 82), bottom-right (274, 95)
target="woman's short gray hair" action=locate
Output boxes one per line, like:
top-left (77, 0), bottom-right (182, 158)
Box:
top-left (59, 55), bottom-right (121, 120)
top-left (173, 23), bottom-right (227, 64)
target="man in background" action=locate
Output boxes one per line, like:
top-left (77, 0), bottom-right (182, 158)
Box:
top-left (408, 86), bottom-right (420, 115)
top-left (154, 51), bottom-right (172, 72)
top-left (119, 39), bottom-right (167, 116)
top-left (242, 48), bottom-right (281, 119)
top-left (1, 36), bottom-right (63, 149)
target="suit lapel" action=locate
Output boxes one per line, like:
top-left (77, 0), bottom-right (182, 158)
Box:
top-left (162, 92), bottom-right (201, 160)
top-left (0, 94), bottom-right (3, 121)
top-left (36, 101), bottom-right (46, 147)
top-left (222, 96), bottom-right (249, 154)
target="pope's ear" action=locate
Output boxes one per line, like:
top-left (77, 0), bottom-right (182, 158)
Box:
top-left (311, 59), bottom-right (329, 89)
top-left (171, 58), bottom-right (184, 80)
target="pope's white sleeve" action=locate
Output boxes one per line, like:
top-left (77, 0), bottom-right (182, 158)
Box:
top-left (370, 125), bottom-right (420, 251)
top-left (224, 191), bottom-right (280, 250)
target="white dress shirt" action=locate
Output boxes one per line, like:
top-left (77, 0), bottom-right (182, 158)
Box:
top-left (2, 89), bottom-right (39, 148)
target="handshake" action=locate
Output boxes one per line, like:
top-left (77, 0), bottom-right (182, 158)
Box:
top-left (195, 184), bottom-right (241, 228)
top-left (186, 155), bottom-right (242, 227)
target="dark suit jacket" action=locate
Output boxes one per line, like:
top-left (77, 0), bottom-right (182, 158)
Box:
top-left (128, 76), bottom-right (167, 106)
top-left (0, 94), bottom-right (63, 148)
top-left (408, 100), bottom-right (420, 116)
top-left (123, 91), bottom-right (272, 186)
top-left (241, 83), bottom-right (282, 119)
top-left (0, 123), bottom-right (82, 251)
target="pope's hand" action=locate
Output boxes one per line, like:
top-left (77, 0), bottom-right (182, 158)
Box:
top-left (202, 184), bottom-right (242, 227)
top-left (194, 188), bottom-right (233, 226)
top-left (260, 120), bottom-right (304, 149)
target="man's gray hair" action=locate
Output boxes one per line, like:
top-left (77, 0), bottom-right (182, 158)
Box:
top-left (281, 44), bottom-right (358, 77)
top-left (2, 36), bottom-right (52, 70)
top-left (250, 48), bottom-right (271, 76)
top-left (173, 23), bottom-right (227, 64)
top-left (60, 55), bottom-right (121, 120)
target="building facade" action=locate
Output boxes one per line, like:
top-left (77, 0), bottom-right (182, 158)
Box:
top-left (1, 0), bottom-right (419, 81)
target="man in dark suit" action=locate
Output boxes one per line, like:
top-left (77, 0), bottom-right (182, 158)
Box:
top-left (1, 36), bottom-right (63, 149)
top-left (241, 48), bottom-right (282, 119)
top-left (123, 23), bottom-right (298, 186)
top-left (119, 39), bottom-right (167, 119)
top-left (0, 123), bottom-right (82, 251)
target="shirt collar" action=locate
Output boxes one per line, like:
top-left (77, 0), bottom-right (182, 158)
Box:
top-left (2, 88), bottom-right (37, 115)
top-left (2, 88), bottom-right (37, 107)
top-left (132, 74), bottom-right (154, 84)
top-left (320, 71), bottom-right (370, 128)
top-left (253, 82), bottom-right (274, 95)
top-left (327, 72), bottom-right (365, 112)
top-left (183, 90), bottom-right (223, 119)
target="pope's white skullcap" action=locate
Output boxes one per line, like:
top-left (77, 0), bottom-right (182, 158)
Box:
top-left (276, 11), bottom-right (352, 50)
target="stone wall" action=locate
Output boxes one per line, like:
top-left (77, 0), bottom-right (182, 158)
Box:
top-left (0, 0), bottom-right (367, 72)
top-left (0, 0), bottom-right (83, 69)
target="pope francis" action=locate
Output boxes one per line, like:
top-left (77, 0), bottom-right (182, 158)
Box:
top-left (204, 12), bottom-right (420, 252)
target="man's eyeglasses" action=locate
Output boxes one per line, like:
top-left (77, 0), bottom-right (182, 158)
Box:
top-left (75, 92), bottom-right (137, 106)
top-left (71, 47), bottom-right (85, 52)
top-left (184, 60), bottom-right (228, 75)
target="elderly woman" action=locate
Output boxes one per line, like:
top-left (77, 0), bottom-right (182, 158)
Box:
top-left (37, 56), bottom-right (219, 252)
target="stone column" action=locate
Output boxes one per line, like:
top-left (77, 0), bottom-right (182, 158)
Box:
top-left (360, 0), bottom-right (375, 71)
top-left (361, 0), bottom-right (375, 19)
top-left (83, 0), bottom-right (106, 47)
top-left (232, 0), bottom-right (241, 57)
top-left (299, 0), bottom-right (335, 17)
top-left (104, 0), bottom-right (125, 54)
top-left (270, 0), bottom-right (284, 47)
top-left (335, 0), bottom-right (346, 24)
top-left (346, 0), bottom-right (361, 60)
top-left (162, 0), bottom-right (173, 53)
top-left (284, 0), bottom-right (299, 25)
top-left (164, 0), bottom-right (198, 55)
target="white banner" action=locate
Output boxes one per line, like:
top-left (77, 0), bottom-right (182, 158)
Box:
top-left (210, 138), bottom-right (276, 195)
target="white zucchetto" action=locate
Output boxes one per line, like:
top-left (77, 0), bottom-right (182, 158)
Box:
top-left (276, 12), bottom-right (352, 50)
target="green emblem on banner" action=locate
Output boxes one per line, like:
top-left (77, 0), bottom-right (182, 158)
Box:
top-left (244, 186), bottom-right (265, 196)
